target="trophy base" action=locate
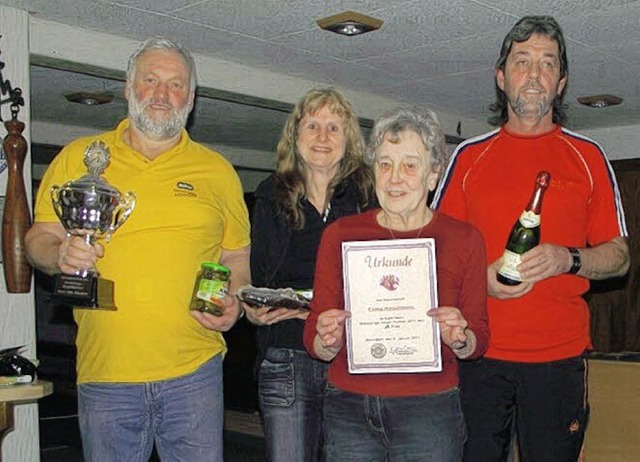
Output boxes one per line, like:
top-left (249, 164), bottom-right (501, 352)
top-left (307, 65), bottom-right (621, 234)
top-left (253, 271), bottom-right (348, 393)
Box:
top-left (53, 273), bottom-right (117, 310)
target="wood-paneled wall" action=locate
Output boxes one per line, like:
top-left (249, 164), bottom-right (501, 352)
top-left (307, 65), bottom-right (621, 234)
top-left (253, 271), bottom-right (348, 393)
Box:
top-left (587, 159), bottom-right (640, 352)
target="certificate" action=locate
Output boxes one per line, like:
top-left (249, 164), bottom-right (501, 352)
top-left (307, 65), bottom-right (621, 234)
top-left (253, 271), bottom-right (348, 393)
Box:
top-left (342, 238), bottom-right (441, 374)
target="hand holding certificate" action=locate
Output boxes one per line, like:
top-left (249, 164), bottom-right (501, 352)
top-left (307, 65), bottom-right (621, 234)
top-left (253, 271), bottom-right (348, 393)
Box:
top-left (342, 238), bottom-right (442, 374)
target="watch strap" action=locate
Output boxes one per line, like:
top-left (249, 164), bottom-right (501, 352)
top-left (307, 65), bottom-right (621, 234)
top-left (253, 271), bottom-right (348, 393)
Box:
top-left (567, 247), bottom-right (582, 274)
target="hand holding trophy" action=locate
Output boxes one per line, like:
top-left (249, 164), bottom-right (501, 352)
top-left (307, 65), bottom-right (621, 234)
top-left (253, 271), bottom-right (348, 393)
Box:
top-left (50, 140), bottom-right (136, 309)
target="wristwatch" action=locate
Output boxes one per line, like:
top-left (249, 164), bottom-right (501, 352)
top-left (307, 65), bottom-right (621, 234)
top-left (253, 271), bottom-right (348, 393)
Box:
top-left (567, 247), bottom-right (582, 274)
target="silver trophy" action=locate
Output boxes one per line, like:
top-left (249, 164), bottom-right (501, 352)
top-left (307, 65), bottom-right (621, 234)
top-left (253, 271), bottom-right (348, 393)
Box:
top-left (50, 140), bottom-right (136, 309)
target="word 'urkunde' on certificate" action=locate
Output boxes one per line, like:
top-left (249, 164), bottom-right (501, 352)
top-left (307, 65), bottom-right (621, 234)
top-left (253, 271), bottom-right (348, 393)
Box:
top-left (342, 238), bottom-right (441, 374)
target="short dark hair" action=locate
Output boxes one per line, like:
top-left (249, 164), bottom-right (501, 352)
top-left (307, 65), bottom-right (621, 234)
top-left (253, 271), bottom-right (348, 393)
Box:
top-left (490, 16), bottom-right (569, 125)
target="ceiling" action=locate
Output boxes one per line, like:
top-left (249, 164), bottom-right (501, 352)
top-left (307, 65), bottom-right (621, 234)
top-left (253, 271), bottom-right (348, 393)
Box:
top-left (2, 0), bottom-right (640, 159)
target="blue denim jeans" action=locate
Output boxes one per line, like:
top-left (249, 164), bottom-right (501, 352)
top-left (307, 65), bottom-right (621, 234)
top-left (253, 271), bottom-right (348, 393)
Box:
top-left (324, 385), bottom-right (466, 462)
top-left (77, 354), bottom-right (224, 462)
top-left (258, 347), bottom-right (328, 462)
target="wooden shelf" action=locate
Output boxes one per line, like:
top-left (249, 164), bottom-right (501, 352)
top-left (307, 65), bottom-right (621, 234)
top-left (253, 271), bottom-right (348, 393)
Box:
top-left (0, 380), bottom-right (53, 404)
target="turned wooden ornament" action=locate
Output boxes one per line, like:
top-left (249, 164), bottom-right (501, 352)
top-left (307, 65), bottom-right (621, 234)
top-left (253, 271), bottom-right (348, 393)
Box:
top-left (2, 118), bottom-right (32, 293)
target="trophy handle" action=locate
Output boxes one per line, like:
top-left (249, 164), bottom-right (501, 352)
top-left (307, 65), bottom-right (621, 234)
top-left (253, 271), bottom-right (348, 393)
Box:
top-left (105, 191), bottom-right (137, 242)
top-left (50, 185), bottom-right (65, 223)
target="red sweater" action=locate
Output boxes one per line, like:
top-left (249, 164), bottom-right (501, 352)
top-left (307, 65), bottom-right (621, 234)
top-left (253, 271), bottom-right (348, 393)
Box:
top-left (303, 209), bottom-right (489, 397)
top-left (433, 125), bottom-right (628, 362)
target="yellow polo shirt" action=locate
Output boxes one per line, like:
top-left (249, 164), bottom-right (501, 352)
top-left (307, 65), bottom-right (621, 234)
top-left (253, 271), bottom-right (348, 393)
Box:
top-left (34, 119), bottom-right (250, 383)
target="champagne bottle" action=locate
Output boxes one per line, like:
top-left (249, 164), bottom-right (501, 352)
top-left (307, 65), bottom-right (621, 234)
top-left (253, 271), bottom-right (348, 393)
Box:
top-left (497, 171), bottom-right (551, 285)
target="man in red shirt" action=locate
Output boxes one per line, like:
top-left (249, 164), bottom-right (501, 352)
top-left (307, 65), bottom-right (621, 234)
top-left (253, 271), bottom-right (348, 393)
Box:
top-left (432, 16), bottom-right (630, 462)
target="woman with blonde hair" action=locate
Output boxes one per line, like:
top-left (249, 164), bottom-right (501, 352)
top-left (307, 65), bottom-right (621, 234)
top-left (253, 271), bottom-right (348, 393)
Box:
top-left (245, 87), bottom-right (373, 461)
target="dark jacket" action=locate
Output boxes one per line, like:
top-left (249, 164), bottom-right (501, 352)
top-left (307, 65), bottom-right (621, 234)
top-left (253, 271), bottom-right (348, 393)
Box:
top-left (250, 173), bottom-right (370, 356)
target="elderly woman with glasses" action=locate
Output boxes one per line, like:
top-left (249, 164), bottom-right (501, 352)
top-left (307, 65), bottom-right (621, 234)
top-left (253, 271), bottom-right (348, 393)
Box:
top-left (303, 107), bottom-right (490, 461)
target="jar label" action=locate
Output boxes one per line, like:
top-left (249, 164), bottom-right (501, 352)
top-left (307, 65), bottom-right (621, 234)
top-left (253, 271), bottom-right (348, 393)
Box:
top-left (498, 249), bottom-right (523, 281)
top-left (197, 278), bottom-right (229, 306)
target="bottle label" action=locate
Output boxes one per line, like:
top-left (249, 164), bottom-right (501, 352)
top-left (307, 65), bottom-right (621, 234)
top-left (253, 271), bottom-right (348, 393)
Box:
top-left (197, 278), bottom-right (229, 306)
top-left (497, 249), bottom-right (523, 282)
top-left (519, 210), bottom-right (540, 229)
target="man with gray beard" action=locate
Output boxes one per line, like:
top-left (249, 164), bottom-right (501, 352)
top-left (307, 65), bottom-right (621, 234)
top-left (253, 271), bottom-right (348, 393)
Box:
top-left (26, 37), bottom-right (250, 462)
top-left (432, 16), bottom-right (629, 462)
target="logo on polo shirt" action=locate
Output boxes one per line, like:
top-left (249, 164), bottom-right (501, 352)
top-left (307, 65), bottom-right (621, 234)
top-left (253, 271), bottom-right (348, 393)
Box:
top-left (174, 181), bottom-right (196, 197)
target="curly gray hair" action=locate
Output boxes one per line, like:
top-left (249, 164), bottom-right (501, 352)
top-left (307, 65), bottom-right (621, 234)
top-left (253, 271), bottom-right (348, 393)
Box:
top-left (366, 106), bottom-right (448, 171)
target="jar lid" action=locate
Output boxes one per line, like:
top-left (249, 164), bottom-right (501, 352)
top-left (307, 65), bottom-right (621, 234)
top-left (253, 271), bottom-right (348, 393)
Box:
top-left (201, 262), bottom-right (230, 274)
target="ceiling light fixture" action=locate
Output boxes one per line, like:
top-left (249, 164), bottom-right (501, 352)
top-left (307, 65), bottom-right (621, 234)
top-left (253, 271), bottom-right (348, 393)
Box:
top-left (577, 94), bottom-right (623, 108)
top-left (316, 11), bottom-right (383, 37)
top-left (65, 91), bottom-right (115, 106)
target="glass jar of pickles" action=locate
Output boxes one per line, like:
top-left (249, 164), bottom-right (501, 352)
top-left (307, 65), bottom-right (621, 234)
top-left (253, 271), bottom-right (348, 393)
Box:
top-left (189, 262), bottom-right (230, 316)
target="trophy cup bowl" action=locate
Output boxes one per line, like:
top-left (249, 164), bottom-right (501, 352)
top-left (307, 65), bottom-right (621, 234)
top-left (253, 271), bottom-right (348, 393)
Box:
top-left (49, 140), bottom-right (136, 309)
top-left (51, 181), bottom-right (135, 243)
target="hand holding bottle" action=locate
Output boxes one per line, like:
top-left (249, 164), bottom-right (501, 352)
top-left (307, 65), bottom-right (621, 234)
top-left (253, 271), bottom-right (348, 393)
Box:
top-left (489, 258), bottom-right (533, 299)
top-left (490, 243), bottom-right (575, 299)
top-left (513, 243), bottom-right (577, 282)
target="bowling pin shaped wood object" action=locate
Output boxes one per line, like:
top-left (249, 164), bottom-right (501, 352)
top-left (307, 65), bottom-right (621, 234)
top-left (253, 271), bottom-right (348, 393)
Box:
top-left (2, 117), bottom-right (32, 293)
